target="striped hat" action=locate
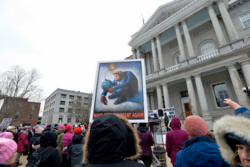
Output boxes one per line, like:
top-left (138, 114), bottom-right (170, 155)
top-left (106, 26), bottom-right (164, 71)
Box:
top-left (34, 125), bottom-right (44, 134)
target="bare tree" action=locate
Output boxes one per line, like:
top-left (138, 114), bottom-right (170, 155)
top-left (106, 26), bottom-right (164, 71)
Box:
top-left (70, 93), bottom-right (92, 125)
top-left (0, 66), bottom-right (43, 122)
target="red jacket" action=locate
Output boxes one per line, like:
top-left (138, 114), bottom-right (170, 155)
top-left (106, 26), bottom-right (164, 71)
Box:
top-left (166, 117), bottom-right (188, 165)
top-left (17, 132), bottom-right (29, 152)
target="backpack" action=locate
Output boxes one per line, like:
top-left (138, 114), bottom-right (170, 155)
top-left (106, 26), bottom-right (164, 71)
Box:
top-left (26, 147), bottom-right (51, 167)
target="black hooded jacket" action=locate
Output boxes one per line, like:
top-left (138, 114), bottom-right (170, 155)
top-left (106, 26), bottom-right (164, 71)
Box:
top-left (76, 114), bottom-right (145, 167)
top-left (36, 131), bottom-right (61, 167)
top-left (67, 134), bottom-right (84, 167)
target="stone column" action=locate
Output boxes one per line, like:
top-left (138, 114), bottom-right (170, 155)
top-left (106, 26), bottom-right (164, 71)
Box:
top-left (132, 49), bottom-right (136, 59)
top-left (227, 65), bottom-right (250, 108)
top-left (149, 93), bottom-right (156, 110)
top-left (162, 83), bottom-right (170, 108)
top-left (240, 61), bottom-right (250, 87)
top-left (216, 0), bottom-right (239, 41)
top-left (205, 4), bottom-right (227, 46)
top-left (182, 19), bottom-right (195, 58)
top-left (186, 77), bottom-right (199, 116)
top-left (156, 35), bottom-right (164, 69)
top-left (151, 39), bottom-right (158, 71)
top-left (156, 85), bottom-right (163, 108)
top-left (136, 47), bottom-right (140, 59)
top-left (146, 54), bottom-right (152, 75)
top-left (194, 75), bottom-right (211, 119)
top-left (174, 23), bottom-right (187, 61)
top-left (147, 94), bottom-right (150, 111)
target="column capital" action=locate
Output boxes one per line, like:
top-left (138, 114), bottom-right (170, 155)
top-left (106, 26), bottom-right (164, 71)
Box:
top-left (194, 74), bottom-right (202, 79)
top-left (215, 0), bottom-right (224, 5)
top-left (225, 64), bottom-right (237, 70)
top-left (149, 92), bottom-right (155, 96)
top-left (240, 61), bottom-right (250, 66)
top-left (181, 19), bottom-right (187, 25)
top-left (156, 85), bottom-right (161, 89)
top-left (136, 46), bottom-right (140, 50)
top-left (151, 39), bottom-right (155, 43)
top-left (155, 35), bottom-right (160, 40)
top-left (184, 76), bottom-right (192, 80)
top-left (161, 83), bottom-right (168, 87)
top-left (173, 22), bottom-right (180, 29)
top-left (204, 3), bottom-right (213, 11)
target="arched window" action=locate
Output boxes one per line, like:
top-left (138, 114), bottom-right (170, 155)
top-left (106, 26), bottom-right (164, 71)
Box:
top-left (174, 53), bottom-right (181, 65)
top-left (201, 42), bottom-right (216, 54)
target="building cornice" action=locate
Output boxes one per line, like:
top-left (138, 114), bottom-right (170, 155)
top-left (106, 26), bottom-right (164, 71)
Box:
top-left (128, 0), bottom-right (229, 48)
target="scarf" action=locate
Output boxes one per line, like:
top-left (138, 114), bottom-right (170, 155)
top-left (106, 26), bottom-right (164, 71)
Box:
top-left (21, 130), bottom-right (28, 135)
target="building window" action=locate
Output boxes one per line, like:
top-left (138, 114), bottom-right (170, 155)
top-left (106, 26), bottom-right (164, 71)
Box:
top-left (76, 117), bottom-right (79, 123)
top-left (77, 96), bottom-right (82, 100)
top-left (61, 94), bottom-right (66, 99)
top-left (84, 97), bottom-right (89, 100)
top-left (201, 42), bottom-right (216, 54)
top-left (67, 117), bottom-right (71, 123)
top-left (7, 102), bottom-right (12, 109)
top-left (14, 112), bottom-right (20, 119)
top-left (68, 108), bottom-right (73, 113)
top-left (69, 102), bottom-right (73, 106)
top-left (59, 108), bottom-right (64, 112)
top-left (60, 101), bottom-right (65, 105)
top-left (69, 95), bottom-right (74, 100)
top-left (17, 102), bottom-right (22, 109)
top-left (58, 117), bottom-right (63, 123)
top-left (31, 104), bottom-right (35, 111)
top-left (212, 82), bottom-right (230, 108)
top-left (240, 13), bottom-right (250, 28)
top-left (175, 54), bottom-right (180, 65)
top-left (29, 114), bottom-right (33, 119)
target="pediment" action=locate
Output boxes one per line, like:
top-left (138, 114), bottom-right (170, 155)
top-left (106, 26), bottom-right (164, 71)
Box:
top-left (131, 0), bottom-right (193, 43)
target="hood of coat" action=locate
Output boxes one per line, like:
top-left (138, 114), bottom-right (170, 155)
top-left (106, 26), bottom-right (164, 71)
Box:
top-left (214, 115), bottom-right (250, 164)
top-left (82, 114), bottom-right (141, 164)
top-left (180, 135), bottom-right (223, 166)
top-left (40, 131), bottom-right (57, 147)
top-left (137, 127), bottom-right (147, 132)
top-left (56, 129), bottom-right (64, 135)
top-left (170, 117), bottom-right (181, 130)
top-left (72, 134), bottom-right (84, 144)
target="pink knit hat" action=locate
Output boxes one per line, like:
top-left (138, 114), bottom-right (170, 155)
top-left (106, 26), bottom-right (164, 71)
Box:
top-left (58, 125), bottom-right (65, 130)
top-left (65, 123), bottom-right (73, 131)
top-left (184, 115), bottom-right (208, 138)
top-left (0, 132), bottom-right (13, 139)
top-left (0, 138), bottom-right (17, 164)
top-left (34, 125), bottom-right (44, 134)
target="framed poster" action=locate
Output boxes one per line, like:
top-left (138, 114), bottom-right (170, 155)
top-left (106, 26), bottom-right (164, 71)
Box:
top-left (90, 59), bottom-right (148, 123)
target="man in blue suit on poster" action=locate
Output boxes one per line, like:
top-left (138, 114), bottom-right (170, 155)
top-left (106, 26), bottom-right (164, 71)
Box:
top-left (101, 71), bottom-right (139, 105)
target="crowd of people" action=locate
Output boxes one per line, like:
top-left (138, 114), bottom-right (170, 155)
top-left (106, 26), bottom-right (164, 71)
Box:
top-left (0, 98), bottom-right (249, 167)
top-left (0, 123), bottom-right (87, 167)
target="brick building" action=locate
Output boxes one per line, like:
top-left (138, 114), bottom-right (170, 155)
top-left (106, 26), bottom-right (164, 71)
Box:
top-left (0, 97), bottom-right (41, 126)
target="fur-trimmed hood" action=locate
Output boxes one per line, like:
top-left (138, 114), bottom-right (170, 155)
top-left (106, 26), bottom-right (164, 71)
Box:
top-left (214, 115), bottom-right (250, 164)
top-left (82, 114), bottom-right (141, 164)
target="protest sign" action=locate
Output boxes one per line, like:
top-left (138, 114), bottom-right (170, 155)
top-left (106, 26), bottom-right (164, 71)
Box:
top-left (90, 60), bottom-right (148, 123)
top-left (148, 107), bottom-right (175, 119)
top-left (0, 118), bottom-right (12, 128)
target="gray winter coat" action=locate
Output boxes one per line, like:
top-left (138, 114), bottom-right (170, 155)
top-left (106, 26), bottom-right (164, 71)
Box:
top-left (67, 134), bottom-right (84, 167)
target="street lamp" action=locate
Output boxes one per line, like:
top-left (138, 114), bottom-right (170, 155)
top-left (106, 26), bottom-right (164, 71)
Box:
top-left (242, 86), bottom-right (250, 99)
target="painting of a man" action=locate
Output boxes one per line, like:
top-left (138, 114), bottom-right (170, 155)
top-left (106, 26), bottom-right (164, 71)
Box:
top-left (101, 71), bottom-right (139, 105)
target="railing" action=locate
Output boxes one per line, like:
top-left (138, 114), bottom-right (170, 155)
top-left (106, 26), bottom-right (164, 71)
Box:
top-left (197, 49), bottom-right (220, 61)
top-left (166, 64), bottom-right (181, 73)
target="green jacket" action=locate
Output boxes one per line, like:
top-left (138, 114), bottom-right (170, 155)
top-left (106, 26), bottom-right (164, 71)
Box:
top-left (164, 115), bottom-right (169, 125)
top-left (56, 129), bottom-right (64, 162)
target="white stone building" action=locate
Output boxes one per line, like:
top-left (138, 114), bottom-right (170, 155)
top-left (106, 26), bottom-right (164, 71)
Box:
top-left (41, 88), bottom-right (92, 125)
top-left (127, 0), bottom-right (250, 129)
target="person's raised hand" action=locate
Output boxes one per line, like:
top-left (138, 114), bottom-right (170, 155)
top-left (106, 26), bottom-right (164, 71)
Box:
top-left (100, 96), bottom-right (108, 105)
top-left (223, 98), bottom-right (241, 110)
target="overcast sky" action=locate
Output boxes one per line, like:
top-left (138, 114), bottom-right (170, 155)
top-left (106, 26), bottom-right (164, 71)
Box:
top-left (0, 0), bottom-right (171, 114)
